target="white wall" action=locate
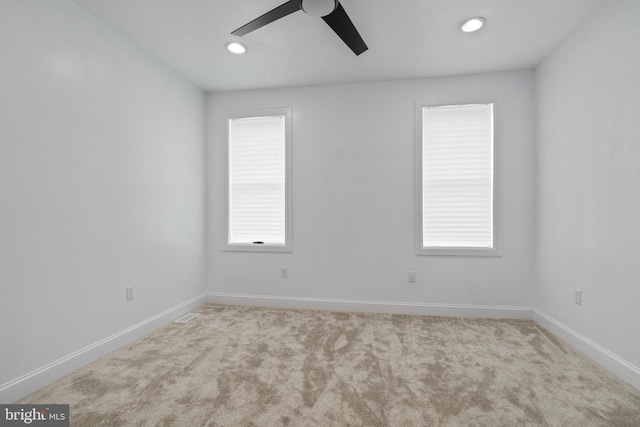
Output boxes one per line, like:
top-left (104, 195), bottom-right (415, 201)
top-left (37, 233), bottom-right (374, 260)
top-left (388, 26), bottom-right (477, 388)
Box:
top-left (536, 0), bottom-right (640, 378)
top-left (1, 0), bottom-right (636, 403)
top-left (0, 0), bottom-right (205, 393)
top-left (207, 71), bottom-right (536, 312)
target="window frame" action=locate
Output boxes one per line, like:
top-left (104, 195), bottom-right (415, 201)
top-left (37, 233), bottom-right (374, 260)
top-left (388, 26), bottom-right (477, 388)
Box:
top-left (224, 107), bottom-right (293, 253)
top-left (414, 99), bottom-right (501, 257)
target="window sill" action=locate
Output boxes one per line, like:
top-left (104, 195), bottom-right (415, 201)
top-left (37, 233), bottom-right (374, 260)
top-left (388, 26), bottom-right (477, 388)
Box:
top-left (416, 247), bottom-right (501, 257)
top-left (224, 243), bottom-right (292, 253)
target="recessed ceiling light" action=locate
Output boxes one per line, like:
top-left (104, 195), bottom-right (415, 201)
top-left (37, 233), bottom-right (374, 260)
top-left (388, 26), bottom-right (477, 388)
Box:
top-left (460, 17), bottom-right (486, 33)
top-left (226, 41), bottom-right (247, 54)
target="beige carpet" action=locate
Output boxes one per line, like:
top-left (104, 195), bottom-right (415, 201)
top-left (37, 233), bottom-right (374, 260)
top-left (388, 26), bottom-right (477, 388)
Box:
top-left (20, 304), bottom-right (640, 426)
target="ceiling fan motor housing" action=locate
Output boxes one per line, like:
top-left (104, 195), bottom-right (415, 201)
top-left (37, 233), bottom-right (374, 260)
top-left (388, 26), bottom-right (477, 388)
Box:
top-left (300, 0), bottom-right (338, 17)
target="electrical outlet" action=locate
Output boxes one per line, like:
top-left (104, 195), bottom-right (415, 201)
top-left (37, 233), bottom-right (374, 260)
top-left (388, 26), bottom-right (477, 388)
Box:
top-left (126, 286), bottom-right (134, 301)
top-left (281, 267), bottom-right (288, 279)
top-left (408, 271), bottom-right (416, 283)
top-left (574, 289), bottom-right (582, 305)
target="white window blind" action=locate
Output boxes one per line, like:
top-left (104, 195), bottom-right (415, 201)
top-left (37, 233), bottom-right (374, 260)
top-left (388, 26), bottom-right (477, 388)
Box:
top-left (422, 103), bottom-right (494, 249)
top-left (228, 114), bottom-right (286, 246)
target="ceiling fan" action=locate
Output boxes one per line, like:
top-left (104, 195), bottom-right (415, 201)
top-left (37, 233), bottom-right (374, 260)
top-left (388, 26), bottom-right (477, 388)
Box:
top-left (231, 0), bottom-right (368, 55)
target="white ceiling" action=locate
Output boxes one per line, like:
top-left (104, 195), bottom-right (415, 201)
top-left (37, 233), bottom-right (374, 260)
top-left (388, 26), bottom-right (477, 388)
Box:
top-left (72, 0), bottom-right (607, 92)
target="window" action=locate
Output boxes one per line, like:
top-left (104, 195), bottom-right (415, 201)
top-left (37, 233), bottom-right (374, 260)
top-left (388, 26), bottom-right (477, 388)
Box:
top-left (415, 102), bottom-right (499, 256)
top-left (226, 108), bottom-right (292, 252)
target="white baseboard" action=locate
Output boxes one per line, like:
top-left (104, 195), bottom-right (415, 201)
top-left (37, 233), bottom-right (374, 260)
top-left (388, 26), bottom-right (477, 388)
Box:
top-left (533, 309), bottom-right (640, 391)
top-left (0, 294), bottom-right (208, 403)
top-left (4, 294), bottom-right (637, 403)
top-left (207, 292), bottom-right (533, 320)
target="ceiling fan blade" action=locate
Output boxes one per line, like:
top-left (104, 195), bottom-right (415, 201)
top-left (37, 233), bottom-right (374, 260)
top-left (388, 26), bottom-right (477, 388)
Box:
top-left (322, 3), bottom-right (368, 55)
top-left (231, 0), bottom-right (301, 37)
